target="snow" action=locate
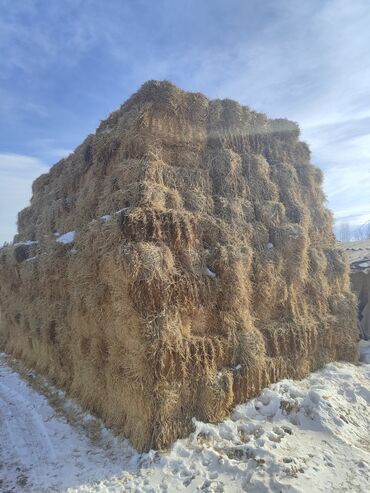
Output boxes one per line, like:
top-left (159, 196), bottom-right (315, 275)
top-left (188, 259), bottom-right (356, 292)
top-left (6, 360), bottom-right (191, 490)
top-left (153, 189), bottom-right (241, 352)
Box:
top-left (56, 231), bottom-right (76, 244)
top-left (115, 207), bottom-right (130, 215)
top-left (267, 242), bottom-right (274, 250)
top-left (359, 261), bottom-right (370, 268)
top-left (206, 267), bottom-right (217, 278)
top-left (100, 215), bottom-right (112, 222)
top-left (14, 240), bottom-right (38, 247)
top-left (0, 342), bottom-right (369, 492)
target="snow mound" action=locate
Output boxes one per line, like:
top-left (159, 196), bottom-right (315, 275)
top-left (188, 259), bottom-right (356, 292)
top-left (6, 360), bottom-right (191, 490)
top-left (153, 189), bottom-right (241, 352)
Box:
top-left (0, 346), bottom-right (369, 492)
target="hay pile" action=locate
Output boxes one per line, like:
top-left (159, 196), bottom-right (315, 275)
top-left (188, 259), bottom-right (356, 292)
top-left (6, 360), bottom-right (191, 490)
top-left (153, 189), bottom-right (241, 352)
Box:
top-left (342, 240), bottom-right (370, 339)
top-left (352, 270), bottom-right (370, 339)
top-left (0, 81), bottom-right (358, 451)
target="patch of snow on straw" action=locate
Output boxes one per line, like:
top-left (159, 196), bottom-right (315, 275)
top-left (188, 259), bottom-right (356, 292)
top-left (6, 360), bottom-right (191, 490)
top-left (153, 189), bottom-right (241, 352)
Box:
top-left (206, 267), bottom-right (216, 278)
top-left (115, 207), bottom-right (130, 215)
top-left (359, 261), bottom-right (370, 268)
top-left (14, 240), bottom-right (38, 247)
top-left (56, 231), bottom-right (76, 244)
top-left (100, 215), bottom-right (112, 221)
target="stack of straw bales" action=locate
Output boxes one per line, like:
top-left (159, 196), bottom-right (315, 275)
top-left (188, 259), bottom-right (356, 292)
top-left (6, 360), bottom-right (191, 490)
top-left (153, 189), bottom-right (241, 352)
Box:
top-left (0, 81), bottom-right (358, 451)
top-left (353, 269), bottom-right (370, 339)
top-left (341, 241), bottom-right (370, 339)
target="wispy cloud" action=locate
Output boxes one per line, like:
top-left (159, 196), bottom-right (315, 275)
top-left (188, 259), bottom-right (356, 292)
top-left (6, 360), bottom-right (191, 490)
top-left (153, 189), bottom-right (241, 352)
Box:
top-left (302, 120), bottom-right (370, 225)
top-left (28, 139), bottom-right (72, 161)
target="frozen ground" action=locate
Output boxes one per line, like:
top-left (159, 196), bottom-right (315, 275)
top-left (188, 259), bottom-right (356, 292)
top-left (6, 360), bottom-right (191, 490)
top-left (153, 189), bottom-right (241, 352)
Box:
top-left (341, 239), bottom-right (370, 267)
top-left (1, 343), bottom-right (370, 493)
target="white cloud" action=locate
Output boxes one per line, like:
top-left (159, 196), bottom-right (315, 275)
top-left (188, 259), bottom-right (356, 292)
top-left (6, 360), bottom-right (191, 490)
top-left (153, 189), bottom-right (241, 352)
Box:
top-left (302, 122), bottom-right (370, 226)
top-left (0, 153), bottom-right (49, 244)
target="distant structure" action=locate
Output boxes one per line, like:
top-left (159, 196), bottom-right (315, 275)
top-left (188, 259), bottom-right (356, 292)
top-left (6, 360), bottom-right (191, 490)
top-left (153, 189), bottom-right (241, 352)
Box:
top-left (0, 81), bottom-right (358, 450)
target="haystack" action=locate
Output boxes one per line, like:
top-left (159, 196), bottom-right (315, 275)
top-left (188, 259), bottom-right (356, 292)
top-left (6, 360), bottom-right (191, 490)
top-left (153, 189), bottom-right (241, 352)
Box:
top-left (342, 240), bottom-right (370, 339)
top-left (0, 81), bottom-right (358, 451)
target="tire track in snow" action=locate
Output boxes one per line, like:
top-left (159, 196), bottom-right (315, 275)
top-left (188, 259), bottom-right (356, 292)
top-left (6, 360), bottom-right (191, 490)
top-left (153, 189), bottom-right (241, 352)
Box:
top-left (0, 355), bottom-right (138, 492)
top-left (1, 348), bottom-right (369, 492)
top-left (0, 378), bottom-right (57, 479)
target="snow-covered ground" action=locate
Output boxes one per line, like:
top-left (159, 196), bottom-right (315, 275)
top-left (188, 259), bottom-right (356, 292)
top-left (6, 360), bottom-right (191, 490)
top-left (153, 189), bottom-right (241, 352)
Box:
top-left (1, 343), bottom-right (370, 493)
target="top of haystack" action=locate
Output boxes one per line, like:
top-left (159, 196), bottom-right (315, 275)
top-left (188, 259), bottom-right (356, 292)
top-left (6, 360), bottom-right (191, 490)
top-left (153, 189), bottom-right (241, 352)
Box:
top-left (16, 80), bottom-right (320, 247)
top-left (98, 79), bottom-right (299, 135)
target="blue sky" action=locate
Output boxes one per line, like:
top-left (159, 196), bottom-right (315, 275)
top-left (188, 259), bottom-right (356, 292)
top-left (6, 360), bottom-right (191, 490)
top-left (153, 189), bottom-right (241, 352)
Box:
top-left (1, 0), bottom-right (369, 243)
